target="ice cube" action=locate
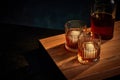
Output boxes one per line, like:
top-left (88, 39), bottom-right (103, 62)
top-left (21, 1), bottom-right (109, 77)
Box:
top-left (69, 31), bottom-right (80, 43)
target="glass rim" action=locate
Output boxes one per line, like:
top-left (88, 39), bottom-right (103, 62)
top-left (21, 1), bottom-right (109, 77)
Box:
top-left (65, 20), bottom-right (87, 28)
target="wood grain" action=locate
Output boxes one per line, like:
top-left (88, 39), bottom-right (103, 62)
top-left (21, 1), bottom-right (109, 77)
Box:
top-left (39, 21), bottom-right (120, 80)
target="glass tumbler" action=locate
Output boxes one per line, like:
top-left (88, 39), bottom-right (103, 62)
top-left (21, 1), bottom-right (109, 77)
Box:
top-left (78, 31), bottom-right (101, 64)
top-left (65, 20), bottom-right (86, 52)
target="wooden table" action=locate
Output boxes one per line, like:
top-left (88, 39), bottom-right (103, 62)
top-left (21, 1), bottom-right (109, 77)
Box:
top-left (39, 21), bottom-right (120, 80)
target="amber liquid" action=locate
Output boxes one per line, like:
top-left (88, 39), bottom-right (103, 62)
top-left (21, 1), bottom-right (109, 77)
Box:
top-left (65, 28), bottom-right (80, 50)
top-left (78, 42), bottom-right (100, 64)
top-left (91, 12), bottom-right (114, 40)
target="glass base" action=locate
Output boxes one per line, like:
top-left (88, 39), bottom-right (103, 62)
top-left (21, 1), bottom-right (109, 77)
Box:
top-left (77, 54), bottom-right (100, 64)
top-left (65, 44), bottom-right (78, 53)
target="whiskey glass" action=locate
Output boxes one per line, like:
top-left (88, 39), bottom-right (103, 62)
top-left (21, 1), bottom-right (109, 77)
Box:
top-left (77, 31), bottom-right (101, 64)
top-left (65, 20), bottom-right (86, 52)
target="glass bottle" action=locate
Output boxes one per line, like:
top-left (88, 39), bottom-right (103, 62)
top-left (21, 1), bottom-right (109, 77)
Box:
top-left (90, 0), bottom-right (117, 40)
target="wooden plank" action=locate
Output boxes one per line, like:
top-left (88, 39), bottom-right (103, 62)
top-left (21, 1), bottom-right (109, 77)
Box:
top-left (39, 21), bottom-right (120, 80)
top-left (40, 34), bottom-right (65, 49)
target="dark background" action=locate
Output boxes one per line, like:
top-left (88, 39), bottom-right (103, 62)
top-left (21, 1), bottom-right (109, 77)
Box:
top-left (0, 0), bottom-right (120, 29)
top-left (0, 0), bottom-right (91, 30)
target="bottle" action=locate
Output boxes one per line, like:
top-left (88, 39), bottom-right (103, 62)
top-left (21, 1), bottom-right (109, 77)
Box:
top-left (90, 0), bottom-right (117, 40)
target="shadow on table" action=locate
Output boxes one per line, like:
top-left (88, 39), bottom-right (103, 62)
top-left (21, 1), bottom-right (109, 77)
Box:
top-left (46, 43), bottom-right (98, 79)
